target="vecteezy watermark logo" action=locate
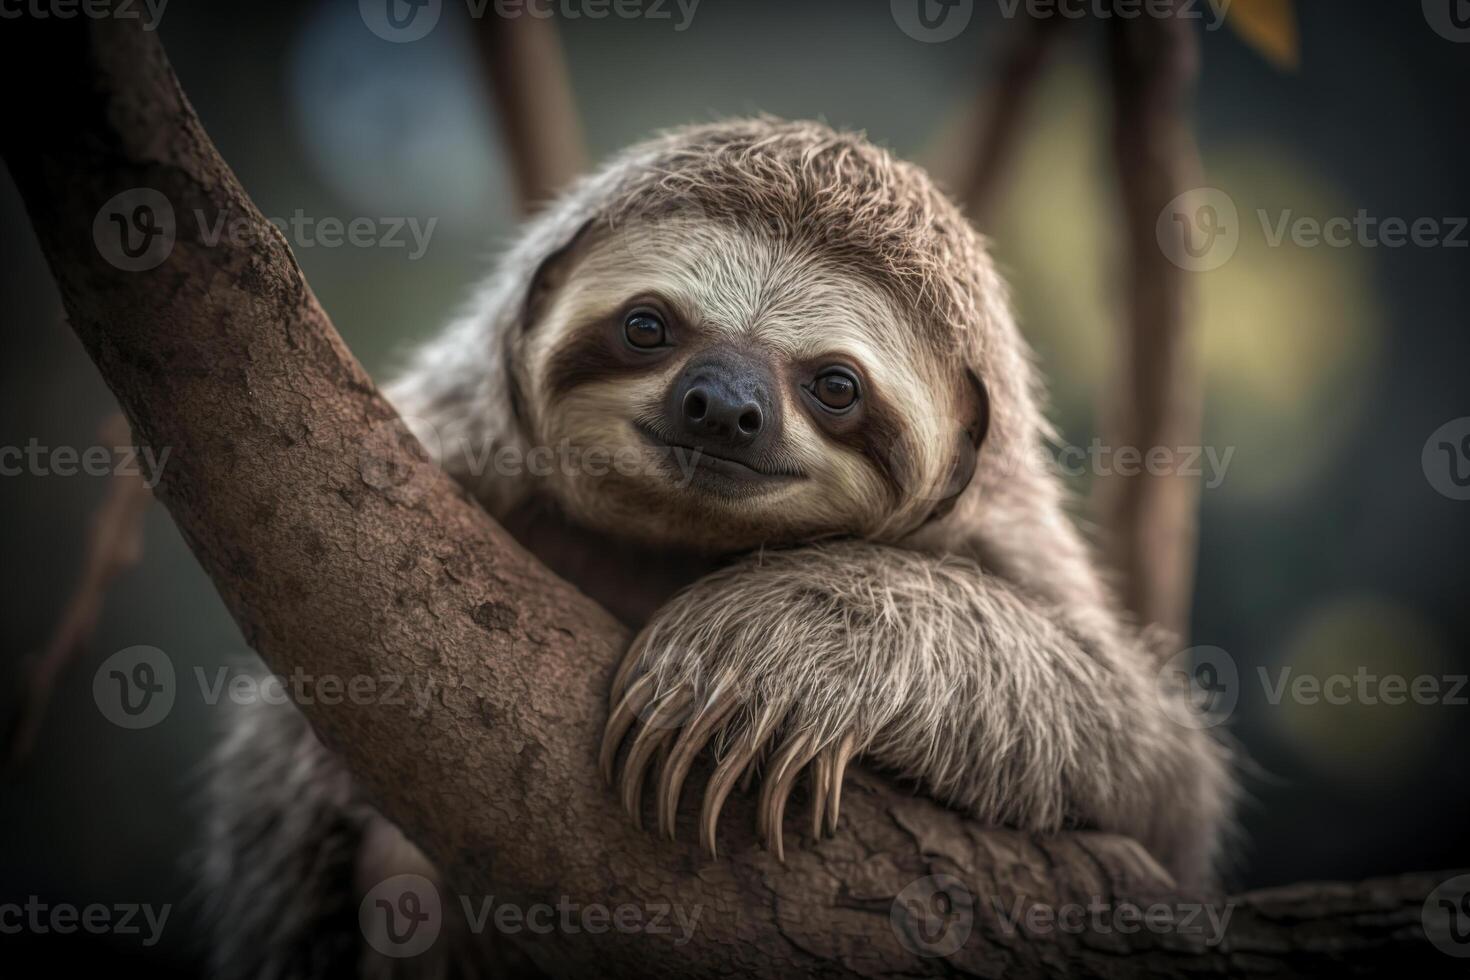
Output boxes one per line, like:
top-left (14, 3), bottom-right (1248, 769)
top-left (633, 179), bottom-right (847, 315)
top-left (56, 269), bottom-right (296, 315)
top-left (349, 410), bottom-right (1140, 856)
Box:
top-left (984, 438), bottom-right (1238, 490)
top-left (1424, 0), bottom-right (1470, 42)
top-left (1046, 439), bottom-right (1236, 489)
top-left (357, 413), bottom-right (705, 505)
top-left (193, 666), bottom-right (439, 716)
top-left (95, 191), bottom-right (438, 270)
top-left (1161, 192), bottom-right (1466, 269)
top-left (1422, 417), bottom-right (1470, 501)
top-left (1423, 874), bottom-right (1470, 957)
top-left (480, 0), bottom-right (701, 28)
top-left (195, 208), bottom-right (438, 259)
top-left (993, 0), bottom-right (1233, 30)
top-left (891, 0), bottom-right (972, 43)
top-left (459, 895), bottom-right (703, 942)
top-left (1155, 645), bottom-right (1238, 729)
top-left (93, 645), bottom-right (176, 729)
top-left (1258, 210), bottom-right (1468, 250)
top-left (890, 874), bottom-right (974, 957)
top-left (361, 0), bottom-right (443, 41)
top-left (1157, 188), bottom-right (1239, 272)
top-left (362, 0), bottom-right (699, 41)
top-left (0, 897), bottom-right (171, 947)
top-left (0, 439), bottom-right (170, 486)
top-left (0, 0), bottom-right (168, 30)
top-left (991, 896), bottom-right (1234, 946)
top-left (93, 188), bottom-right (176, 272)
top-left (361, 874), bottom-right (443, 958)
top-left (1257, 666), bottom-right (1468, 708)
top-left (372, 887), bottom-right (709, 950)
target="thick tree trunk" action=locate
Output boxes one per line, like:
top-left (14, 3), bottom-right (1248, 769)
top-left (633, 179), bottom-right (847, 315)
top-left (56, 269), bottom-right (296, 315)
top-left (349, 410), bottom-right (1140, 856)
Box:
top-left (1, 15), bottom-right (1459, 978)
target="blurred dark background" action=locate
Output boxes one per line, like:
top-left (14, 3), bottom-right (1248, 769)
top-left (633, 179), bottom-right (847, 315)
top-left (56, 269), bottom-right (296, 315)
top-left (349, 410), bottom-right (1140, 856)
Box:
top-left (2, 0), bottom-right (1467, 973)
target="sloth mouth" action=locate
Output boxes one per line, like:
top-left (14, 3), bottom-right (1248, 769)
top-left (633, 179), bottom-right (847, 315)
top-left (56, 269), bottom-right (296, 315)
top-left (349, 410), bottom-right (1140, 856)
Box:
top-left (633, 422), bottom-right (804, 490)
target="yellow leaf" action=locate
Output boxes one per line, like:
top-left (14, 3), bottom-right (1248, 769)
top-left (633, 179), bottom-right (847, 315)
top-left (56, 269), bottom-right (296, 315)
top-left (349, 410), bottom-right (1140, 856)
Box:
top-left (1226, 0), bottom-right (1299, 70)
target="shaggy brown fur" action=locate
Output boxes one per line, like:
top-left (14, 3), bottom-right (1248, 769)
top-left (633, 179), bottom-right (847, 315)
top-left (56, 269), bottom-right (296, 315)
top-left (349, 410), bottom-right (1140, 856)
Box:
top-left (204, 118), bottom-right (1234, 979)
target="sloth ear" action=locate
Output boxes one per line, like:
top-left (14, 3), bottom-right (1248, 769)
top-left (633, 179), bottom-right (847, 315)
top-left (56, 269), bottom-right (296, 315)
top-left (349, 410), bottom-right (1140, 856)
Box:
top-left (521, 218), bottom-right (598, 331)
top-left (927, 369), bottom-right (990, 522)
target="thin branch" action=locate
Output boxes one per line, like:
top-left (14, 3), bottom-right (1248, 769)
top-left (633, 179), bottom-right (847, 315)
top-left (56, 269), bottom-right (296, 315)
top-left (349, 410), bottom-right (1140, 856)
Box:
top-left (5, 412), bottom-right (151, 767)
top-left (946, 15), bottom-right (1068, 230)
top-left (1095, 2), bottom-right (1205, 640)
top-left (473, 7), bottom-right (588, 214)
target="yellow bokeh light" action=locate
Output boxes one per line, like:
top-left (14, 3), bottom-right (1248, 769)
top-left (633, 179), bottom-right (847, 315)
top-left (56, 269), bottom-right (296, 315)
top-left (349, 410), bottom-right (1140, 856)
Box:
top-left (968, 63), bottom-right (1382, 500)
top-left (1267, 596), bottom-right (1452, 783)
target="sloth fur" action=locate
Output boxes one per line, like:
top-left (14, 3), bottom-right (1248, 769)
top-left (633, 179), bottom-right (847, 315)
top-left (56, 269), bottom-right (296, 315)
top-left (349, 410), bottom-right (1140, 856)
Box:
top-left (203, 117), bottom-right (1234, 979)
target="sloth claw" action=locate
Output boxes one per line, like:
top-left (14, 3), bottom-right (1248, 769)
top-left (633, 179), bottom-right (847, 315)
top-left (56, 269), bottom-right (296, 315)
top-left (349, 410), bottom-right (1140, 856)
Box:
top-left (608, 641), bottom-right (646, 710)
top-left (757, 731), bottom-right (820, 862)
top-left (699, 728), bottom-right (760, 859)
top-left (602, 671), bottom-right (862, 858)
top-left (810, 751), bottom-right (831, 839)
top-left (656, 691), bottom-right (739, 840)
top-left (827, 731), bottom-right (857, 836)
top-left (600, 672), bottom-right (656, 785)
top-left (618, 689), bottom-right (691, 829)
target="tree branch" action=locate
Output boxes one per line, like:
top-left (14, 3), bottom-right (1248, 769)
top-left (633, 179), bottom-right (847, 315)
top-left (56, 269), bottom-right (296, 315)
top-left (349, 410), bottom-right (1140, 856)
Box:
top-left (474, 7), bottom-right (587, 214)
top-left (945, 15), bottom-right (1067, 230)
top-left (1, 15), bottom-right (1454, 977)
top-left (1095, 3), bottom-right (1204, 640)
top-left (5, 412), bottom-right (150, 766)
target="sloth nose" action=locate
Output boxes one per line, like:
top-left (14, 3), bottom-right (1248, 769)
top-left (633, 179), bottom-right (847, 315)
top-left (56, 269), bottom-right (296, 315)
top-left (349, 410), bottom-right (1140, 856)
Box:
top-left (682, 387), bottom-right (762, 439)
top-left (669, 351), bottom-right (777, 451)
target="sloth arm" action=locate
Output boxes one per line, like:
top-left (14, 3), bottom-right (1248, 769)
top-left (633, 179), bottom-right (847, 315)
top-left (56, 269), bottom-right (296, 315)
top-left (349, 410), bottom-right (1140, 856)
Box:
top-left (601, 538), bottom-right (1231, 886)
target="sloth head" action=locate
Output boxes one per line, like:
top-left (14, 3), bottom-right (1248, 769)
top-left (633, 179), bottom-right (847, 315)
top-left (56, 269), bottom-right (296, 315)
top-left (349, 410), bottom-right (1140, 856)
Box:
top-left (399, 119), bottom-right (1045, 554)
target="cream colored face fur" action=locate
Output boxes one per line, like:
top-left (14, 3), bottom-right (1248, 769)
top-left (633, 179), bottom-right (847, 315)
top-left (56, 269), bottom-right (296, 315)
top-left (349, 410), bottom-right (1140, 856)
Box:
top-left (518, 215), bottom-right (969, 552)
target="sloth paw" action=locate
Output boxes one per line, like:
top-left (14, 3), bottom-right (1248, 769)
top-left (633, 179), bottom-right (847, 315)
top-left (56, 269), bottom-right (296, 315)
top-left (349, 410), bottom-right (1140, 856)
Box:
top-left (599, 643), bottom-right (861, 861)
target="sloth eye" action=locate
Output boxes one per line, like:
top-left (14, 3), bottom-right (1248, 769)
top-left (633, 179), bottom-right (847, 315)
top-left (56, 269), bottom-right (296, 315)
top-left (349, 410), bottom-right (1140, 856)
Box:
top-left (623, 310), bottom-right (667, 349)
top-left (811, 369), bottom-right (859, 411)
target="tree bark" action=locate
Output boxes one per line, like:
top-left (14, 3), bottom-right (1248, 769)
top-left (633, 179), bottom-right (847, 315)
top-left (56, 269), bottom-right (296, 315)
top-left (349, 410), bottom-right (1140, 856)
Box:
top-left (1, 15), bottom-right (1459, 979)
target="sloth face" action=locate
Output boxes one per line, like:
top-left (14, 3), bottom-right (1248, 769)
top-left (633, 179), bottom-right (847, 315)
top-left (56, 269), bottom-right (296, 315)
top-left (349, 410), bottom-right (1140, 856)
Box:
top-left (520, 215), bottom-right (986, 552)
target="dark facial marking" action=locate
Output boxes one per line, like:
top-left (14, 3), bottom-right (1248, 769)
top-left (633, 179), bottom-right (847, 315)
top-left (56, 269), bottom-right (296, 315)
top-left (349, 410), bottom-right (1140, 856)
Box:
top-left (544, 296), bottom-right (684, 401)
top-left (521, 223), bottom-right (597, 332)
top-left (926, 369), bottom-right (990, 522)
top-left (503, 332), bottom-right (530, 434)
top-left (793, 358), bottom-right (908, 502)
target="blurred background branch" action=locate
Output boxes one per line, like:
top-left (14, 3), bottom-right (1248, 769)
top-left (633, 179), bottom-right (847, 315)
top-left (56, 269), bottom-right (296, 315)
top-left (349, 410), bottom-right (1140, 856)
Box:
top-left (4, 412), bottom-right (150, 767)
top-left (943, 15), bottom-right (1067, 230)
top-left (474, 9), bottom-right (587, 213)
top-left (1095, 2), bottom-right (1205, 641)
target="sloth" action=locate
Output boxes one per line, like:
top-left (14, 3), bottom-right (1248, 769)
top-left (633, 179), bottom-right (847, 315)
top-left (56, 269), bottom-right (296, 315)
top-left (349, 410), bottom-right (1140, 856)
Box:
top-left (204, 117), bottom-right (1233, 978)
